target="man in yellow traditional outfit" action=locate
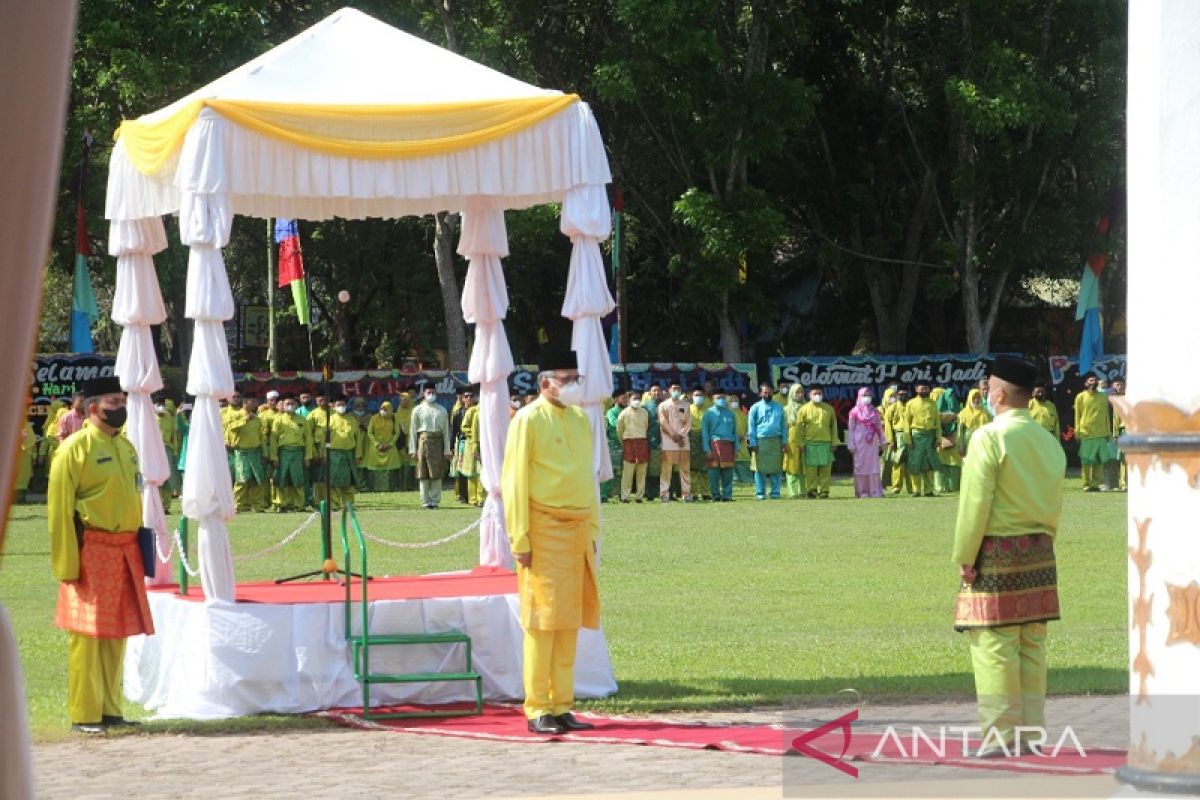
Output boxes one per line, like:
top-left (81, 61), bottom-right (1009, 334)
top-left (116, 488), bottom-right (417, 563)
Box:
top-left (312, 395), bottom-right (365, 510)
top-left (458, 388), bottom-right (484, 506)
top-left (227, 396), bottom-right (270, 512)
top-left (953, 356), bottom-right (1064, 758)
top-left (501, 351), bottom-right (599, 735)
top-left (409, 387), bottom-right (451, 509)
top-left (884, 388), bottom-right (912, 494)
top-left (616, 390), bottom-right (650, 502)
top-left (48, 377), bottom-right (154, 734)
top-left (156, 398), bottom-right (181, 513)
top-left (258, 390), bottom-right (280, 506)
top-left (1027, 385), bottom-right (1061, 440)
top-left (363, 400), bottom-right (402, 492)
top-left (904, 380), bottom-right (942, 497)
top-left (1072, 375), bottom-right (1113, 492)
top-left (394, 391), bottom-right (416, 491)
top-left (1109, 379), bottom-right (1127, 491)
top-left (796, 386), bottom-right (839, 498)
top-left (268, 397), bottom-right (310, 512)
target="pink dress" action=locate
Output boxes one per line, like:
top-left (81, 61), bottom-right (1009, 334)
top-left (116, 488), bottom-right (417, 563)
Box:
top-left (847, 415), bottom-right (884, 498)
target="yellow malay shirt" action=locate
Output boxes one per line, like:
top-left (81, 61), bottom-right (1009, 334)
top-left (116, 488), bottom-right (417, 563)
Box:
top-left (1072, 390), bottom-right (1111, 440)
top-left (226, 409), bottom-right (267, 454)
top-left (365, 411), bottom-right (402, 466)
top-left (501, 396), bottom-right (599, 555)
top-left (158, 403), bottom-right (181, 453)
top-left (1027, 398), bottom-right (1060, 439)
top-left (270, 412), bottom-right (310, 460)
top-left (615, 405), bottom-right (650, 440)
top-left (795, 401), bottom-right (839, 445)
top-left (326, 412), bottom-right (366, 458)
top-left (905, 396), bottom-right (942, 433)
top-left (48, 422), bottom-right (143, 581)
top-left (952, 409), bottom-right (1066, 566)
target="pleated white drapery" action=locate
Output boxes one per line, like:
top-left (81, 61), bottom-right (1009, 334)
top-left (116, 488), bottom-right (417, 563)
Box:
top-left (109, 216), bottom-right (175, 585)
top-left (459, 200), bottom-right (515, 568)
top-left (560, 185), bottom-right (615, 480)
top-left (175, 115), bottom-right (237, 603)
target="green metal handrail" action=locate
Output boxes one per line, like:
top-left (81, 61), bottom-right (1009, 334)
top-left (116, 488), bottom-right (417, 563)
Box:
top-left (176, 517), bottom-right (189, 595)
top-left (340, 502), bottom-right (369, 646)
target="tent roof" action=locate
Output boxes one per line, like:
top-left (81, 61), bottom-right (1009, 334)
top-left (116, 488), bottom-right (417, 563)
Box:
top-left (143, 7), bottom-right (557, 124)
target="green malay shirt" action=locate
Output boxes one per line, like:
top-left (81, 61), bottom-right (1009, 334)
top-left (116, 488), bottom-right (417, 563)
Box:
top-left (952, 409), bottom-right (1066, 566)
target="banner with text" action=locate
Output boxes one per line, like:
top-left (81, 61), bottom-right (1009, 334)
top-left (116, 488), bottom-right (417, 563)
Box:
top-left (29, 353), bottom-right (118, 433)
top-left (612, 363), bottom-right (759, 397)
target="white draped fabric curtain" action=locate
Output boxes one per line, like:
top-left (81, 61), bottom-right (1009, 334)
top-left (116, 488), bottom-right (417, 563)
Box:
top-left (109, 217), bottom-right (175, 585)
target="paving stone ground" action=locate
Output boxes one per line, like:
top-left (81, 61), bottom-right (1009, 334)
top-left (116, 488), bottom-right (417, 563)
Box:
top-left (32, 696), bottom-right (1130, 800)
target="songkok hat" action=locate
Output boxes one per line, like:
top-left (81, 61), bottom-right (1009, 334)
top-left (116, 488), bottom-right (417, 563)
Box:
top-left (334, 393), bottom-right (348, 403)
top-left (540, 350), bottom-right (578, 371)
top-left (82, 376), bottom-right (124, 398)
top-left (611, 388), bottom-right (626, 399)
top-left (989, 355), bottom-right (1038, 390)
top-left (265, 390), bottom-right (280, 400)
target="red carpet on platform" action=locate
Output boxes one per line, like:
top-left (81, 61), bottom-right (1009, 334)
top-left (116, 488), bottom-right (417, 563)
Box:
top-left (313, 704), bottom-right (1126, 775)
top-left (154, 566), bottom-right (516, 604)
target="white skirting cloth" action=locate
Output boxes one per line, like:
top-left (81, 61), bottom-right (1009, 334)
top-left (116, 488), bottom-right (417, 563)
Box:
top-left (124, 586), bottom-right (618, 719)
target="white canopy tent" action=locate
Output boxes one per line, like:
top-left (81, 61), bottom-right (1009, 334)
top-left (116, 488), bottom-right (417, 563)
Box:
top-left (105, 7), bottom-right (615, 602)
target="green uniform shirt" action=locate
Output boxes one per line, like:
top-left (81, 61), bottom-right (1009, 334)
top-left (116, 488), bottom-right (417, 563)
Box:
top-left (48, 422), bottom-right (143, 581)
top-left (1072, 390), bottom-right (1111, 440)
top-left (952, 409), bottom-right (1066, 566)
top-left (796, 401), bottom-right (839, 445)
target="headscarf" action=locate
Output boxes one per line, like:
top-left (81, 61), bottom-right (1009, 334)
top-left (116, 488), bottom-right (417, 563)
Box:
top-left (849, 386), bottom-right (884, 439)
top-left (936, 386), bottom-right (961, 434)
top-left (958, 389), bottom-right (991, 431)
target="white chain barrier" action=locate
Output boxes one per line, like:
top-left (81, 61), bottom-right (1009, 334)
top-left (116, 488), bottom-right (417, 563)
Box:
top-left (358, 515), bottom-right (482, 550)
top-left (231, 512), bottom-right (321, 563)
top-left (172, 523), bottom-right (200, 579)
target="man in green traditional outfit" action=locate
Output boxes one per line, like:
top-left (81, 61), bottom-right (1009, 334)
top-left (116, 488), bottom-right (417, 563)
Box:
top-left (601, 390), bottom-right (626, 502)
top-left (953, 355), bottom-right (1064, 758)
top-left (904, 380), bottom-right (942, 497)
top-left (643, 385), bottom-right (664, 498)
top-left (796, 386), bottom-right (839, 498)
top-left (782, 385), bottom-right (806, 498)
top-left (409, 387), bottom-right (451, 509)
top-left (747, 382), bottom-right (786, 500)
top-left (363, 401), bottom-right (402, 492)
top-left (1072, 375), bottom-right (1113, 492)
top-left (310, 395), bottom-right (364, 510)
top-left (269, 397), bottom-right (309, 512)
top-left (227, 396), bottom-right (270, 512)
top-left (934, 386), bottom-right (963, 493)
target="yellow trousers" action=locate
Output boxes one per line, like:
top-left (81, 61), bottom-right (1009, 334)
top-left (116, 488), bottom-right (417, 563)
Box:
top-left (969, 623), bottom-right (1047, 744)
top-left (620, 461), bottom-right (648, 499)
top-left (274, 485), bottom-right (304, 510)
top-left (467, 475), bottom-right (484, 505)
top-left (523, 627), bottom-right (578, 720)
top-left (68, 633), bottom-right (125, 724)
top-left (315, 485), bottom-right (355, 510)
top-left (889, 463), bottom-right (908, 493)
top-left (803, 465), bottom-right (832, 496)
top-left (234, 481), bottom-right (269, 512)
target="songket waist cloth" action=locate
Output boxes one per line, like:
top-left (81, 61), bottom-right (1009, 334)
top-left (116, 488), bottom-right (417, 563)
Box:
top-left (518, 501), bottom-right (600, 632)
top-left (621, 437), bottom-right (649, 464)
top-left (706, 439), bottom-right (736, 468)
top-left (954, 533), bottom-right (1059, 631)
top-left (56, 530), bottom-right (155, 639)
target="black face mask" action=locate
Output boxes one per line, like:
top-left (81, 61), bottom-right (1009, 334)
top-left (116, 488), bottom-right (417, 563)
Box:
top-left (100, 406), bottom-right (128, 429)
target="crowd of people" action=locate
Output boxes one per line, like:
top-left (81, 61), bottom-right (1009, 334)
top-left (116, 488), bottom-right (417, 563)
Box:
top-left (14, 371), bottom-right (1126, 511)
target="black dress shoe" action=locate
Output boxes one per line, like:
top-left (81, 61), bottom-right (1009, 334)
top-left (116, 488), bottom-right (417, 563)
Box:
top-left (554, 712), bottom-right (595, 731)
top-left (527, 714), bottom-right (566, 734)
top-left (102, 715), bottom-right (141, 727)
top-left (973, 743), bottom-right (1013, 758)
top-left (71, 722), bottom-right (106, 735)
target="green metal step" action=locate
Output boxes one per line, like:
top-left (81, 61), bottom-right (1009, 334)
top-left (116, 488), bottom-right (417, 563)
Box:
top-left (363, 671), bottom-right (482, 684)
top-left (350, 632), bottom-right (470, 646)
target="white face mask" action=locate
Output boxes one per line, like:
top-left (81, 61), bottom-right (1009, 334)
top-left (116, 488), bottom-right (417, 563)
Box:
top-left (630, 398), bottom-right (642, 409)
top-left (812, 395), bottom-right (823, 404)
top-left (424, 394), bottom-right (437, 404)
top-left (858, 396), bottom-right (871, 405)
top-left (334, 405), bottom-right (347, 415)
top-left (155, 405), bottom-right (165, 414)
top-left (692, 395), bottom-right (704, 404)
top-left (510, 399), bottom-right (520, 409)
top-left (555, 381), bottom-right (585, 407)
top-left (284, 405), bottom-right (296, 414)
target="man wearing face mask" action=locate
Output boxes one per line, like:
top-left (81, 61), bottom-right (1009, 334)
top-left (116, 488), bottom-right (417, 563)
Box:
top-left (458, 388), bottom-right (485, 506)
top-left (363, 401), bottom-right (402, 492)
top-left (904, 380), bottom-right (943, 497)
top-left (953, 355), bottom-right (1065, 758)
top-left (1072, 375), bottom-right (1113, 492)
top-left (616, 390), bottom-right (650, 502)
top-left (688, 388), bottom-right (712, 501)
top-left (304, 394), bottom-right (331, 505)
top-left (782, 384), bottom-right (807, 498)
top-left (501, 351), bottom-right (599, 735)
top-left (227, 396), bottom-right (270, 512)
top-left (409, 388), bottom-right (451, 509)
top-left (643, 385), bottom-right (664, 498)
top-left (601, 390), bottom-right (627, 503)
top-left (48, 376), bottom-right (154, 734)
top-left (395, 392), bottom-right (416, 491)
top-left (796, 386), bottom-right (840, 498)
top-left (748, 382), bottom-right (787, 500)
top-left (701, 390), bottom-right (737, 502)
top-left (269, 397), bottom-right (310, 512)
top-left (885, 388), bottom-right (913, 494)
top-left (657, 382), bottom-right (692, 502)
top-left (312, 395), bottom-right (365, 511)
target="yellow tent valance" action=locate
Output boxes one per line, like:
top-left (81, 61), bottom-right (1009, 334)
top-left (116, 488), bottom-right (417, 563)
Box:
top-left (115, 94), bottom-right (581, 176)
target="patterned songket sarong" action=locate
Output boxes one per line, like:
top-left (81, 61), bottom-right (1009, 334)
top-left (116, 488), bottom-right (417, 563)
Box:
top-left (55, 530), bottom-right (155, 638)
top-left (954, 533), bottom-right (1060, 631)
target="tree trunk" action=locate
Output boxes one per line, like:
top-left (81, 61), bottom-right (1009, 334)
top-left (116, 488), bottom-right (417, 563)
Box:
top-left (433, 211), bottom-right (469, 369)
top-left (717, 288), bottom-right (742, 362)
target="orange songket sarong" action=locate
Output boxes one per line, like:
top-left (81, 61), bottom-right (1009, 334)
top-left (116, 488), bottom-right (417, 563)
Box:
top-left (55, 530), bottom-right (155, 639)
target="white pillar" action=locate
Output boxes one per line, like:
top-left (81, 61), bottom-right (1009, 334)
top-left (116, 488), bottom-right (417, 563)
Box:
top-left (109, 216), bottom-right (175, 585)
top-left (1118, 1), bottom-right (1200, 792)
top-left (459, 199), bottom-right (515, 568)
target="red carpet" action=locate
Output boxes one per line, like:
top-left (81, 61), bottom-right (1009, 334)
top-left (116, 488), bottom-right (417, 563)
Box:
top-left (153, 566), bottom-right (516, 604)
top-left (314, 704), bottom-right (1126, 774)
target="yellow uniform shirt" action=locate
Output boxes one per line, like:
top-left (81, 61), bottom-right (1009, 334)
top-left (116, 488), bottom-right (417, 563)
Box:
top-left (48, 422), bottom-right (143, 581)
top-left (226, 410), bottom-right (267, 452)
top-left (1027, 398), bottom-right (1060, 439)
top-left (1072, 390), bottom-right (1111, 440)
top-left (269, 412), bottom-right (310, 460)
top-left (501, 396), bottom-right (598, 555)
top-left (795, 401), bottom-right (839, 444)
top-left (318, 411), bottom-right (364, 456)
top-left (904, 396), bottom-right (942, 433)
top-left (615, 405), bottom-right (650, 440)
top-left (952, 409), bottom-right (1066, 565)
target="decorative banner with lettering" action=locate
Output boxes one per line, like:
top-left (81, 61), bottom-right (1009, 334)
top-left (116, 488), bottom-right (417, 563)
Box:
top-left (234, 367), bottom-right (540, 413)
top-left (612, 363), bottom-right (759, 397)
top-left (29, 353), bottom-right (118, 433)
top-left (770, 355), bottom-right (1004, 427)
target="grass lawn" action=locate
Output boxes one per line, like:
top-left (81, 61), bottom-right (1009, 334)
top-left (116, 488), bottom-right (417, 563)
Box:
top-left (0, 476), bottom-right (1128, 740)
